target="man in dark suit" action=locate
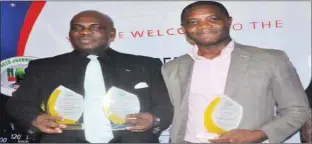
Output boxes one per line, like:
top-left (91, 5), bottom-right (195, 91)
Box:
top-left (6, 10), bottom-right (173, 143)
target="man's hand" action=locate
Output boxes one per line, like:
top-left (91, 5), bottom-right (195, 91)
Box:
top-left (31, 113), bottom-right (67, 134)
top-left (208, 129), bottom-right (267, 143)
top-left (300, 119), bottom-right (312, 143)
top-left (125, 112), bottom-right (155, 132)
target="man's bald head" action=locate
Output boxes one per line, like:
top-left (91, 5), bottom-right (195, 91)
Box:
top-left (69, 10), bottom-right (116, 53)
top-left (70, 10), bottom-right (114, 28)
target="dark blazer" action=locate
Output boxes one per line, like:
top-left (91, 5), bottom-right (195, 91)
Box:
top-left (305, 80), bottom-right (312, 108)
top-left (6, 48), bottom-right (173, 143)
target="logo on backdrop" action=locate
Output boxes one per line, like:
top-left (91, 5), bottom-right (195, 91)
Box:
top-left (1, 56), bottom-right (37, 96)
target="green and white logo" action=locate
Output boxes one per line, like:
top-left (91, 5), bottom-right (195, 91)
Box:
top-left (1, 56), bottom-right (37, 96)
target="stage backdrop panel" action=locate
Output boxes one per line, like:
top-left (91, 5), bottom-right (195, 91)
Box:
top-left (2, 1), bottom-right (311, 143)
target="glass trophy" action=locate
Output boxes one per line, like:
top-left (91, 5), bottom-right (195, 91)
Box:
top-left (197, 94), bottom-right (243, 142)
top-left (102, 86), bottom-right (140, 131)
top-left (47, 85), bottom-right (84, 130)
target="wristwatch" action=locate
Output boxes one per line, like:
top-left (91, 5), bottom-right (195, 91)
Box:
top-left (152, 117), bottom-right (161, 134)
top-left (153, 117), bottom-right (161, 128)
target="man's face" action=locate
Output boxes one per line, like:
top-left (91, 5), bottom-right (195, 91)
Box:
top-left (69, 14), bottom-right (115, 51)
top-left (182, 5), bottom-right (232, 46)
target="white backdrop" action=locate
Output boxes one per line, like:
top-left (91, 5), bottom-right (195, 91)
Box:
top-left (23, 1), bottom-right (311, 143)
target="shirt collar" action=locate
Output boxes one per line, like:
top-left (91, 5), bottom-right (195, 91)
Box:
top-left (73, 47), bottom-right (115, 60)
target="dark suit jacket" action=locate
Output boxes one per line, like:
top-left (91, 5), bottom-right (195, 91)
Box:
top-left (305, 80), bottom-right (312, 108)
top-left (6, 48), bottom-right (173, 143)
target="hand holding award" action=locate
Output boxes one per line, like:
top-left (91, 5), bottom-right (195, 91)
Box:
top-left (47, 85), bottom-right (84, 130)
top-left (102, 87), bottom-right (140, 130)
top-left (197, 95), bottom-right (243, 142)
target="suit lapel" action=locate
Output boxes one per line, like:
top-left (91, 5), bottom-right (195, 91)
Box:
top-left (176, 55), bottom-right (194, 137)
top-left (58, 52), bottom-right (87, 96)
top-left (101, 49), bottom-right (123, 90)
top-left (178, 55), bottom-right (194, 106)
top-left (224, 43), bottom-right (251, 98)
top-left (101, 59), bottom-right (117, 91)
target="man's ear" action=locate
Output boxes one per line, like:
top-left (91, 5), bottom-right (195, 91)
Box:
top-left (227, 16), bottom-right (233, 27)
top-left (180, 26), bottom-right (186, 34)
top-left (109, 28), bottom-right (116, 42)
top-left (181, 26), bottom-right (195, 45)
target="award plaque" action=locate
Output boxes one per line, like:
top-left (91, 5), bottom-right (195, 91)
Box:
top-left (197, 95), bottom-right (243, 142)
top-left (102, 87), bottom-right (140, 130)
top-left (47, 85), bottom-right (84, 130)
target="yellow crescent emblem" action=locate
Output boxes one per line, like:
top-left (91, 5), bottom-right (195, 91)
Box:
top-left (47, 89), bottom-right (77, 124)
top-left (204, 97), bottom-right (227, 134)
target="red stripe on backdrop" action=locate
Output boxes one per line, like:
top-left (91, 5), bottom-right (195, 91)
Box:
top-left (17, 1), bottom-right (46, 56)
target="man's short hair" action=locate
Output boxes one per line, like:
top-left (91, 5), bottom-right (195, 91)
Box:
top-left (181, 1), bottom-right (230, 24)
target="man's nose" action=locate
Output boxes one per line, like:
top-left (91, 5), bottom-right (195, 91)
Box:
top-left (80, 27), bottom-right (92, 35)
top-left (198, 21), bottom-right (213, 29)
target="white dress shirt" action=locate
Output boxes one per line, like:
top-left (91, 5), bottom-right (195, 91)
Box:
top-left (184, 41), bottom-right (234, 143)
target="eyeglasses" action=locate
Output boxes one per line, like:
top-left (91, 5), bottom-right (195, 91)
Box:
top-left (70, 24), bottom-right (106, 33)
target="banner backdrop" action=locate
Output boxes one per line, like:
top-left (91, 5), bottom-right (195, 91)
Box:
top-left (1, 1), bottom-right (311, 143)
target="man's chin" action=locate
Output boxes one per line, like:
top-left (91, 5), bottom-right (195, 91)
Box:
top-left (197, 40), bottom-right (219, 46)
top-left (77, 45), bottom-right (97, 50)
top-left (74, 45), bottom-right (98, 51)
top-left (74, 45), bottom-right (108, 54)
top-left (196, 37), bottom-right (230, 47)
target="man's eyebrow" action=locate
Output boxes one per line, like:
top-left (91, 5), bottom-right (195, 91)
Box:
top-left (71, 23), bottom-right (102, 26)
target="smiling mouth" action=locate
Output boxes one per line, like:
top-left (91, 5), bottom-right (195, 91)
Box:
top-left (199, 32), bottom-right (213, 35)
top-left (197, 33), bottom-right (214, 37)
top-left (196, 31), bottom-right (219, 38)
top-left (198, 31), bottom-right (217, 34)
top-left (79, 39), bottom-right (93, 44)
top-left (197, 29), bottom-right (217, 34)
